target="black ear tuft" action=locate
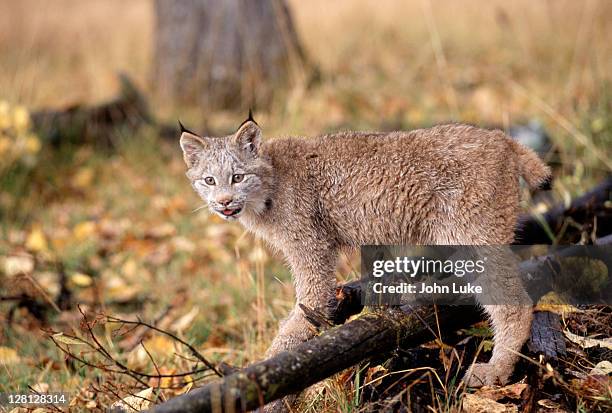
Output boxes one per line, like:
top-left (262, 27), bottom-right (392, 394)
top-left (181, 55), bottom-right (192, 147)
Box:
top-left (247, 108), bottom-right (257, 124)
top-left (238, 109), bottom-right (258, 129)
top-left (178, 120), bottom-right (198, 136)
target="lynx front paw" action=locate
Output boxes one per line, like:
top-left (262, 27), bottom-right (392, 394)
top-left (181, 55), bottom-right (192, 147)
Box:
top-left (463, 363), bottom-right (511, 387)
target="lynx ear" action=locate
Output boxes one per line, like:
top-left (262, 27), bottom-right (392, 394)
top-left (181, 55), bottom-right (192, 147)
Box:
top-left (234, 111), bottom-right (261, 156)
top-left (179, 122), bottom-right (206, 168)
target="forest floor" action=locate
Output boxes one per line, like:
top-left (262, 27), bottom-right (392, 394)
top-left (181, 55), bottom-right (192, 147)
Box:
top-left (0, 0), bottom-right (611, 412)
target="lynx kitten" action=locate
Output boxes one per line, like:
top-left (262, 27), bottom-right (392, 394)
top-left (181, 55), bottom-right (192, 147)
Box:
top-left (180, 115), bottom-right (551, 408)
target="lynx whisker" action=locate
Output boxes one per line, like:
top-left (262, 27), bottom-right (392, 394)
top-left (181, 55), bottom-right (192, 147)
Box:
top-left (191, 204), bottom-right (208, 214)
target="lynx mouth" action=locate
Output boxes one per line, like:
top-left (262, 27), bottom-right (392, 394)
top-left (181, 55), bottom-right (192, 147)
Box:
top-left (219, 207), bottom-right (242, 217)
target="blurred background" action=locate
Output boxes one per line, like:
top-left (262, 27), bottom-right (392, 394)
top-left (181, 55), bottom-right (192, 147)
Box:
top-left (0, 0), bottom-right (610, 411)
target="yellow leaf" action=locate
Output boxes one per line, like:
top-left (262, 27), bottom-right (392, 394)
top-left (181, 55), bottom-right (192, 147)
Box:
top-left (73, 221), bottom-right (96, 241)
top-left (0, 346), bottom-right (20, 365)
top-left (12, 105), bottom-right (30, 132)
top-left (535, 292), bottom-right (580, 315)
top-left (26, 226), bottom-right (48, 253)
top-left (52, 333), bottom-right (86, 345)
top-left (149, 371), bottom-right (174, 389)
top-left (143, 335), bottom-right (175, 360)
top-left (0, 101), bottom-right (10, 129)
top-left (177, 374), bottom-right (194, 395)
top-left (111, 387), bottom-right (153, 411)
top-left (70, 272), bottom-right (93, 288)
top-left (109, 285), bottom-right (140, 303)
top-left (71, 167), bottom-right (94, 189)
top-left (25, 134), bottom-right (40, 154)
top-left (103, 272), bottom-right (140, 302)
top-left (121, 259), bottom-right (138, 278)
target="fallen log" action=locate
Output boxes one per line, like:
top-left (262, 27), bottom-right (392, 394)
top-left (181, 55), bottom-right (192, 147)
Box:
top-left (515, 177), bottom-right (611, 244)
top-left (148, 236), bottom-right (611, 413)
top-left (32, 73), bottom-right (154, 147)
top-left (527, 311), bottom-right (566, 360)
top-left (148, 307), bottom-right (482, 413)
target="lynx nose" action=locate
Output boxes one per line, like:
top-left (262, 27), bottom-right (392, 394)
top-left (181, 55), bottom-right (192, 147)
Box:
top-left (216, 194), bottom-right (233, 206)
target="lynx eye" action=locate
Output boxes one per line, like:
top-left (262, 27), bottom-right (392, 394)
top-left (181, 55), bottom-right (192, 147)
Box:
top-left (203, 176), bottom-right (216, 185)
top-left (232, 174), bottom-right (244, 183)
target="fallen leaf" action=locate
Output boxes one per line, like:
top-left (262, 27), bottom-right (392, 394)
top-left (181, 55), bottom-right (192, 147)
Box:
top-left (148, 367), bottom-right (175, 389)
top-left (462, 393), bottom-right (518, 413)
top-left (3, 255), bottom-right (34, 276)
top-left (146, 223), bottom-right (176, 239)
top-left (71, 167), bottom-right (94, 189)
top-left (109, 285), bottom-right (141, 303)
top-left (475, 383), bottom-right (528, 401)
top-left (73, 221), bottom-right (96, 241)
top-left (537, 399), bottom-right (561, 409)
top-left (31, 383), bottom-right (49, 393)
top-left (535, 292), bottom-right (580, 315)
top-left (105, 274), bottom-right (140, 303)
top-left (0, 346), bottom-right (20, 365)
top-left (111, 387), bottom-right (154, 411)
top-left (7, 407), bottom-right (28, 413)
top-left (589, 360), bottom-right (612, 376)
top-left (25, 226), bottom-right (48, 253)
top-left (121, 258), bottom-right (139, 279)
top-left (12, 105), bottom-right (30, 132)
top-left (564, 330), bottom-right (612, 350)
top-left (24, 134), bottom-right (40, 154)
top-left (584, 375), bottom-right (611, 392)
top-left (37, 271), bottom-right (59, 296)
top-left (172, 236), bottom-right (195, 253)
top-left (570, 375), bottom-right (612, 399)
top-left (70, 272), bottom-right (93, 288)
top-left (177, 374), bottom-right (194, 395)
top-left (127, 346), bottom-right (149, 369)
top-left (143, 335), bottom-right (175, 360)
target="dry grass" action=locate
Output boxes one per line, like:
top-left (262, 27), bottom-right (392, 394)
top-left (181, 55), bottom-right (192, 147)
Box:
top-left (0, 0), bottom-right (611, 411)
top-left (0, 0), bottom-right (151, 107)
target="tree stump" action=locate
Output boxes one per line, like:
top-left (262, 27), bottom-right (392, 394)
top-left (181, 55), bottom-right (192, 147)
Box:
top-left (152, 0), bottom-right (309, 110)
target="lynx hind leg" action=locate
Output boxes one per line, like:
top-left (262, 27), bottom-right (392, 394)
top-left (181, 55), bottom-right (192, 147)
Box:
top-left (464, 304), bottom-right (533, 386)
top-left (465, 247), bottom-right (533, 387)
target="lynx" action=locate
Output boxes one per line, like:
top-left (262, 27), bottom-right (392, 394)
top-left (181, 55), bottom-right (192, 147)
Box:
top-left (179, 114), bottom-right (551, 410)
